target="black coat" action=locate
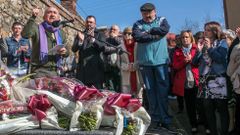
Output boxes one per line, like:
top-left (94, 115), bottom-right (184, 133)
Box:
top-left (72, 29), bottom-right (106, 86)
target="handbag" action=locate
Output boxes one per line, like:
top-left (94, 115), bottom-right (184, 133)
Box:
top-left (185, 64), bottom-right (195, 89)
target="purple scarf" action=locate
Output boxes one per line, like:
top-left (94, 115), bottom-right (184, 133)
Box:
top-left (39, 21), bottom-right (62, 63)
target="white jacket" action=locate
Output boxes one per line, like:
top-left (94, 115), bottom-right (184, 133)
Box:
top-left (117, 41), bottom-right (143, 96)
top-left (227, 43), bottom-right (240, 94)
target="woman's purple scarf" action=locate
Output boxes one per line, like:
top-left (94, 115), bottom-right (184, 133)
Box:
top-left (39, 21), bottom-right (62, 63)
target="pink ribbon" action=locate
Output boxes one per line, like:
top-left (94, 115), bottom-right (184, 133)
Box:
top-left (73, 85), bottom-right (104, 100)
top-left (0, 87), bottom-right (8, 101)
top-left (126, 98), bottom-right (142, 112)
top-left (104, 93), bottom-right (142, 115)
top-left (27, 94), bottom-right (52, 121)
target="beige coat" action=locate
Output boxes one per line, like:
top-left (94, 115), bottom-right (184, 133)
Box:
top-left (227, 43), bottom-right (240, 94)
top-left (117, 42), bottom-right (143, 97)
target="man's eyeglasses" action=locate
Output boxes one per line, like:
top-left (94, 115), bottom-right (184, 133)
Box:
top-left (124, 32), bottom-right (132, 35)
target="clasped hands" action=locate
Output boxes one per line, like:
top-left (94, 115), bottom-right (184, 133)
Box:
top-left (17, 45), bottom-right (29, 53)
top-left (184, 53), bottom-right (192, 63)
top-left (128, 63), bottom-right (137, 72)
top-left (57, 47), bottom-right (67, 55)
top-left (77, 29), bottom-right (95, 43)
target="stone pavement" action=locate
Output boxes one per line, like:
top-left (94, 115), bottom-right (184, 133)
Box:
top-left (145, 99), bottom-right (209, 135)
top-left (144, 98), bottom-right (188, 135)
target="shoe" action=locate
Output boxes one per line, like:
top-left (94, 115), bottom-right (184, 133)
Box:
top-left (148, 122), bottom-right (161, 131)
top-left (191, 127), bottom-right (198, 134)
top-left (176, 110), bottom-right (183, 114)
top-left (161, 124), bottom-right (179, 134)
top-left (206, 129), bottom-right (211, 135)
top-left (168, 95), bottom-right (177, 99)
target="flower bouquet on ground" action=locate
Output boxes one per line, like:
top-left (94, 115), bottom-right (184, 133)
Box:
top-left (0, 68), bottom-right (15, 102)
top-left (101, 93), bottom-right (133, 135)
top-left (0, 100), bottom-right (28, 121)
top-left (101, 93), bottom-right (150, 135)
top-left (0, 78), bottom-right (11, 102)
top-left (101, 105), bottom-right (124, 135)
top-left (27, 94), bottom-right (61, 130)
top-left (13, 75), bottom-right (84, 102)
top-left (69, 85), bottom-right (106, 131)
top-left (32, 77), bottom-right (83, 100)
top-left (12, 76), bottom-right (84, 131)
top-left (0, 114), bottom-right (39, 135)
top-left (12, 76), bottom-right (81, 117)
top-left (35, 90), bottom-right (82, 131)
top-left (130, 106), bottom-right (151, 135)
top-left (0, 94), bottom-right (62, 135)
top-left (121, 106), bottom-right (151, 135)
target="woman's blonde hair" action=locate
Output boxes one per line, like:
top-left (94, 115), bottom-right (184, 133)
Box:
top-left (180, 30), bottom-right (195, 44)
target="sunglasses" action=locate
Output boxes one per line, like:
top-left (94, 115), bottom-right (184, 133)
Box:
top-left (110, 28), bottom-right (118, 31)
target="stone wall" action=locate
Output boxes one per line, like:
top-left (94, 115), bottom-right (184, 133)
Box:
top-left (0, 0), bottom-right (85, 54)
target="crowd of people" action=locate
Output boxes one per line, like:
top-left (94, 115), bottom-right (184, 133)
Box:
top-left (166, 22), bottom-right (240, 135)
top-left (0, 2), bottom-right (240, 135)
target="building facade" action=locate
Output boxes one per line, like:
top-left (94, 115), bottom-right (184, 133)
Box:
top-left (223, 0), bottom-right (240, 30)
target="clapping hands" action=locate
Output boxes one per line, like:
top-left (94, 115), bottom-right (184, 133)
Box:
top-left (184, 53), bottom-right (192, 63)
top-left (77, 32), bottom-right (85, 42)
top-left (128, 63), bottom-right (136, 72)
top-left (19, 45), bottom-right (29, 52)
top-left (197, 39), bottom-right (204, 52)
top-left (203, 38), bottom-right (211, 49)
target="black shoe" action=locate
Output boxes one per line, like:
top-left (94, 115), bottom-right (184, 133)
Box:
top-left (176, 108), bottom-right (184, 114)
top-left (161, 124), bottom-right (179, 134)
top-left (191, 127), bottom-right (198, 134)
top-left (205, 129), bottom-right (211, 135)
top-left (148, 122), bottom-right (161, 131)
top-left (176, 110), bottom-right (183, 114)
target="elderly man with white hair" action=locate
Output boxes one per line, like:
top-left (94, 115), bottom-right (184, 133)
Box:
top-left (22, 6), bottom-right (67, 77)
top-left (103, 24), bottom-right (122, 92)
top-left (222, 29), bottom-right (236, 47)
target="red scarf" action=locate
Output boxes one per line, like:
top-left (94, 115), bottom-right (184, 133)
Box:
top-left (124, 40), bottom-right (137, 94)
